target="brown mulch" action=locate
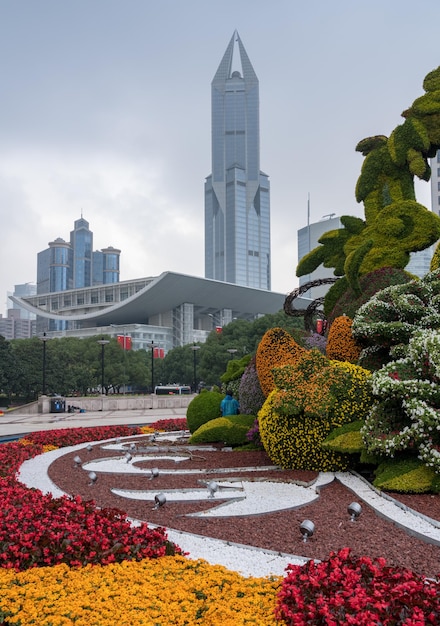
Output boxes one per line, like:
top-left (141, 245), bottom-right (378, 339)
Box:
top-left (47, 437), bottom-right (440, 580)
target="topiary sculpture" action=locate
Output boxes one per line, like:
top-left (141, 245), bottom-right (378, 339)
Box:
top-left (326, 315), bottom-right (362, 364)
top-left (186, 390), bottom-right (223, 433)
top-left (361, 329), bottom-right (440, 478)
top-left (238, 356), bottom-right (266, 416)
top-left (258, 349), bottom-right (372, 471)
top-left (189, 414), bottom-right (255, 446)
top-left (352, 270), bottom-right (440, 369)
top-left (296, 66), bottom-right (440, 308)
top-left (255, 327), bottom-right (305, 397)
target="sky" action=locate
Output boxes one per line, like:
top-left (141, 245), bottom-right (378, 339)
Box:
top-left (1, 0), bottom-right (440, 315)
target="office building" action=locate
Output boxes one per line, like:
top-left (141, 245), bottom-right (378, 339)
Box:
top-left (0, 309), bottom-right (36, 340)
top-left (7, 283), bottom-right (36, 321)
top-left (205, 31), bottom-right (271, 290)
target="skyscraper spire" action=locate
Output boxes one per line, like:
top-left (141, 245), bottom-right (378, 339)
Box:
top-left (205, 33), bottom-right (271, 290)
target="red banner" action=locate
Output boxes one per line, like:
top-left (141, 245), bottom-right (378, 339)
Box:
top-left (117, 335), bottom-right (132, 350)
top-left (153, 347), bottom-right (165, 359)
top-left (215, 326), bottom-right (222, 333)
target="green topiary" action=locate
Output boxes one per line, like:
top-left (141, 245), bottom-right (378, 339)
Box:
top-left (189, 414), bottom-right (255, 445)
top-left (220, 354), bottom-right (252, 385)
top-left (327, 267), bottom-right (413, 326)
top-left (373, 458), bottom-right (440, 494)
top-left (258, 391), bottom-right (351, 471)
top-left (322, 420), bottom-right (364, 455)
top-left (297, 65), bottom-right (440, 306)
top-left (186, 390), bottom-right (223, 433)
top-left (257, 351), bottom-right (372, 471)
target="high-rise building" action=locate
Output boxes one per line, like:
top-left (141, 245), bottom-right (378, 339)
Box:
top-left (205, 31), bottom-right (271, 290)
top-left (37, 217), bottom-right (120, 296)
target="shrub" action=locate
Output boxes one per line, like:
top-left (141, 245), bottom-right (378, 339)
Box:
top-left (361, 329), bottom-right (440, 479)
top-left (373, 458), bottom-right (440, 493)
top-left (258, 391), bottom-right (351, 471)
top-left (189, 414), bottom-right (255, 445)
top-left (303, 332), bottom-right (327, 354)
top-left (238, 356), bottom-right (265, 415)
top-left (275, 548), bottom-right (440, 625)
top-left (352, 270), bottom-right (440, 359)
top-left (185, 390), bottom-right (223, 433)
top-left (326, 315), bottom-right (362, 363)
top-left (322, 420), bottom-right (365, 455)
top-left (245, 418), bottom-right (263, 448)
top-left (255, 327), bottom-right (305, 397)
top-left (257, 351), bottom-right (372, 471)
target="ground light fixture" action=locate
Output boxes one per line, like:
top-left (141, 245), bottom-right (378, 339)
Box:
top-left (88, 471), bottom-right (98, 485)
top-left (153, 493), bottom-right (166, 509)
top-left (130, 442), bottom-right (137, 451)
top-left (86, 444), bottom-right (93, 452)
top-left (73, 455), bottom-right (82, 468)
top-left (348, 501), bottom-right (362, 522)
top-left (149, 468), bottom-right (159, 479)
top-left (124, 452), bottom-right (132, 463)
top-left (300, 519), bottom-right (315, 543)
top-left (207, 481), bottom-right (219, 498)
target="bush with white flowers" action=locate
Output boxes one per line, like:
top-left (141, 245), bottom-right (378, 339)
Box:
top-left (361, 329), bottom-right (440, 472)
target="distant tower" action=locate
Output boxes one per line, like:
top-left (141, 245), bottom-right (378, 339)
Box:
top-left (205, 31), bottom-right (271, 290)
top-left (70, 217), bottom-right (93, 288)
top-left (37, 216), bottom-right (120, 294)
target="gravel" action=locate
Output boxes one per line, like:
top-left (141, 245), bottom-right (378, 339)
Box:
top-left (17, 433), bottom-right (440, 579)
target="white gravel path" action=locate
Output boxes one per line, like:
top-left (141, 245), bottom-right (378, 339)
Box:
top-left (16, 437), bottom-right (440, 578)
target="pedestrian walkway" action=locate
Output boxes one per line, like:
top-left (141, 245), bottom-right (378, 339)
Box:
top-left (0, 406), bottom-right (185, 438)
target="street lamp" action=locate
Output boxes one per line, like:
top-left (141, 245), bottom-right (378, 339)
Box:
top-left (191, 343), bottom-right (200, 393)
top-left (97, 338), bottom-right (110, 394)
top-left (40, 332), bottom-right (50, 396)
top-left (149, 341), bottom-right (158, 394)
top-left (227, 348), bottom-right (238, 359)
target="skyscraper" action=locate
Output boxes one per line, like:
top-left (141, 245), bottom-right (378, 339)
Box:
top-left (205, 31), bottom-right (271, 290)
top-left (37, 217), bottom-right (120, 295)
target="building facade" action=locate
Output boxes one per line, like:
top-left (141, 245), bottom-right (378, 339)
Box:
top-left (12, 272), bottom-right (309, 354)
top-left (36, 217), bottom-right (120, 330)
top-left (205, 31), bottom-right (271, 290)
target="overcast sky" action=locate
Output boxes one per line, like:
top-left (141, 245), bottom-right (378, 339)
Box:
top-left (1, 0), bottom-right (439, 315)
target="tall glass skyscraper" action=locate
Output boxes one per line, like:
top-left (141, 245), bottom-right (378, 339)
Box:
top-left (205, 31), bottom-right (271, 290)
top-left (37, 217), bottom-right (120, 295)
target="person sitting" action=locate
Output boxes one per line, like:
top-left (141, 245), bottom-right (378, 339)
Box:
top-left (220, 390), bottom-right (240, 416)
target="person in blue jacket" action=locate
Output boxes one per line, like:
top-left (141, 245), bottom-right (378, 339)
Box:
top-left (220, 389), bottom-right (240, 416)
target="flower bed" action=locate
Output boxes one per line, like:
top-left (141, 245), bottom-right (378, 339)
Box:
top-left (0, 423), bottom-right (439, 624)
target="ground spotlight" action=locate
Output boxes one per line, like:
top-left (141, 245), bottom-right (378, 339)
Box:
top-left (348, 502), bottom-right (362, 522)
top-left (207, 481), bottom-right (219, 498)
top-left (86, 444), bottom-right (93, 452)
top-left (88, 471), bottom-right (97, 485)
top-left (153, 493), bottom-right (166, 509)
top-left (73, 455), bottom-right (82, 468)
top-left (300, 520), bottom-right (315, 543)
top-left (150, 468), bottom-right (159, 480)
top-left (124, 452), bottom-right (132, 463)
top-left (130, 442), bottom-right (136, 451)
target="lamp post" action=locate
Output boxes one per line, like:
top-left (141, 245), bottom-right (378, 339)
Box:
top-left (40, 332), bottom-right (50, 396)
top-left (227, 348), bottom-right (238, 359)
top-left (191, 343), bottom-right (200, 393)
top-left (149, 341), bottom-right (158, 394)
top-left (97, 338), bottom-right (110, 395)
